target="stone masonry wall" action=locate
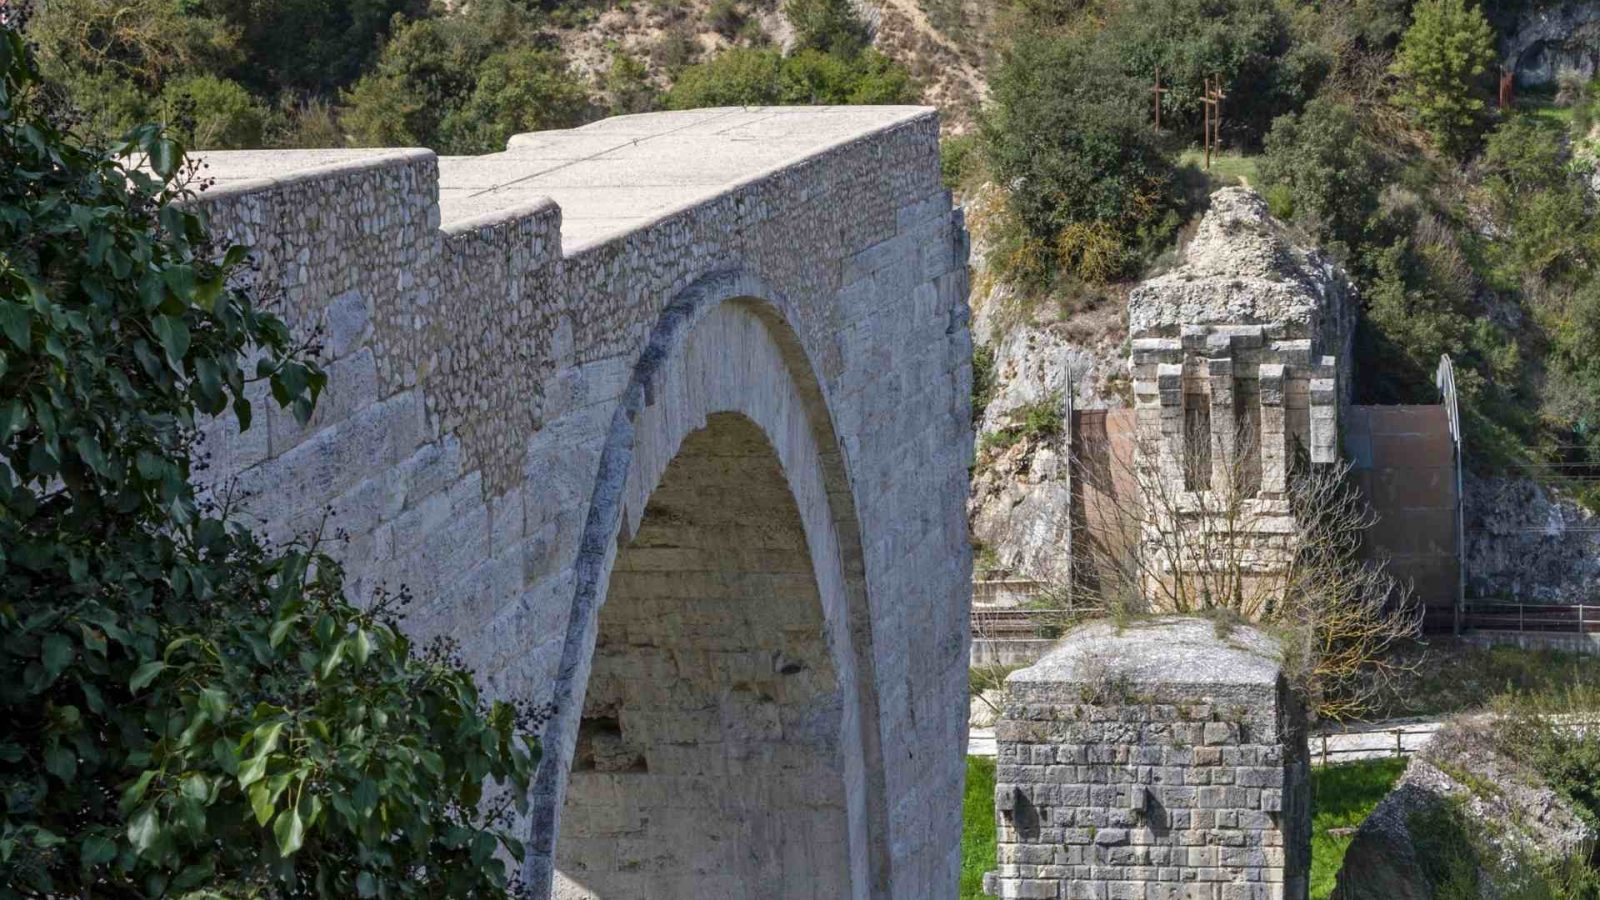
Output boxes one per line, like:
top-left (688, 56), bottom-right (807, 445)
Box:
top-left (188, 109), bottom-right (972, 898)
top-left (1126, 189), bottom-right (1354, 607)
top-left (986, 619), bottom-right (1311, 900)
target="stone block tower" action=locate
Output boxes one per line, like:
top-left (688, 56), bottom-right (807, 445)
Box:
top-left (985, 618), bottom-right (1311, 900)
top-left (1124, 189), bottom-right (1354, 609)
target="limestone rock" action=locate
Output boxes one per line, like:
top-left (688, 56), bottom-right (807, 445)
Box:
top-left (1333, 716), bottom-right (1594, 900)
top-left (1501, 1), bottom-right (1600, 87)
top-left (1128, 187), bottom-right (1355, 354)
top-left (1464, 473), bottom-right (1600, 603)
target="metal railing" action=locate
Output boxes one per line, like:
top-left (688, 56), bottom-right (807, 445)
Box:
top-left (1312, 721), bottom-right (1442, 766)
top-left (1459, 601), bottom-right (1600, 634)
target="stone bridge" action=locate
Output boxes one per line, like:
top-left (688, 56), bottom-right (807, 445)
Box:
top-left (191, 107), bottom-right (973, 898)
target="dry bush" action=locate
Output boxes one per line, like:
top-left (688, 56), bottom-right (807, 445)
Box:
top-left (1067, 418), bottom-right (1422, 721)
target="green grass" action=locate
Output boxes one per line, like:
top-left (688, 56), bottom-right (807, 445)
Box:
top-left (1370, 640), bottom-right (1600, 721)
top-left (962, 756), bottom-right (997, 900)
top-left (1176, 147), bottom-right (1262, 189)
top-left (1310, 758), bottom-right (1409, 899)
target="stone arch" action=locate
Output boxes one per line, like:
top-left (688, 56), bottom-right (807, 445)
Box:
top-left (524, 271), bottom-right (889, 899)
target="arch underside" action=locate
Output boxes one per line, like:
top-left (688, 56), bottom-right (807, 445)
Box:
top-left (530, 276), bottom-right (886, 899)
top-left (556, 413), bottom-right (851, 898)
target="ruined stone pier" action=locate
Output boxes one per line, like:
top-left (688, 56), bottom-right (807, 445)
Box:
top-left (986, 619), bottom-right (1311, 900)
top-left (189, 107), bottom-right (973, 899)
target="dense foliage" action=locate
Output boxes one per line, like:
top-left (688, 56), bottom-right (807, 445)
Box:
top-left (0, 25), bottom-right (538, 896)
top-left (982, 32), bottom-right (1180, 285)
top-left (25, 0), bottom-right (912, 153)
top-left (1389, 0), bottom-right (1498, 159)
top-left (341, 2), bottom-right (590, 154)
top-left (664, 46), bottom-right (913, 109)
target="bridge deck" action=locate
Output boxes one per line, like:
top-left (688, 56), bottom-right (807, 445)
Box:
top-left (193, 106), bottom-right (931, 252)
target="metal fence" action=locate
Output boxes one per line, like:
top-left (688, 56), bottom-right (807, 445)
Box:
top-left (1458, 601), bottom-right (1600, 634)
top-left (1312, 721), bottom-right (1442, 766)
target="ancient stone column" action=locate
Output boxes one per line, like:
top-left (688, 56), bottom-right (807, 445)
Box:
top-left (985, 618), bottom-right (1311, 900)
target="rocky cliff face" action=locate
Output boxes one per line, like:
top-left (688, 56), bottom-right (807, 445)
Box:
top-left (964, 189), bottom-right (1127, 584)
top-left (1502, 0), bottom-right (1600, 86)
top-left (1334, 716), bottom-right (1594, 899)
top-left (1465, 474), bottom-right (1600, 603)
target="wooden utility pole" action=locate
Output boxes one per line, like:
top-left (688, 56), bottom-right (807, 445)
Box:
top-left (1153, 66), bottom-right (1168, 131)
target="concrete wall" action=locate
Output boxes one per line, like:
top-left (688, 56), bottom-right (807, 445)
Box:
top-left (1345, 405), bottom-right (1459, 624)
top-left (190, 108), bottom-right (972, 898)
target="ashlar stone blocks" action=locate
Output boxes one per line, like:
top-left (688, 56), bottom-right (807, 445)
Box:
top-left (985, 618), bottom-right (1311, 900)
top-left (187, 108), bottom-right (973, 899)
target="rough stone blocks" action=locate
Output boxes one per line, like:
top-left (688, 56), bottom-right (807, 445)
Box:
top-left (986, 619), bottom-right (1311, 900)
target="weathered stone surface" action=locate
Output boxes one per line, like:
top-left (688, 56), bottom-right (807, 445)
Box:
top-left (1128, 189), bottom-right (1354, 349)
top-left (1464, 473), bottom-right (1600, 604)
top-left (1333, 716), bottom-right (1595, 900)
top-left (1124, 189), bottom-right (1355, 610)
top-left (1501, 0), bottom-right (1600, 87)
top-left (986, 618), bottom-right (1312, 900)
top-left (190, 107), bottom-right (973, 899)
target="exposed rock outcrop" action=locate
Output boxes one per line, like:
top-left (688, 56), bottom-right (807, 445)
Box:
top-left (1465, 473), bottom-right (1600, 603)
top-left (1501, 0), bottom-right (1600, 87)
top-left (1128, 187), bottom-right (1355, 361)
top-left (1333, 716), bottom-right (1594, 900)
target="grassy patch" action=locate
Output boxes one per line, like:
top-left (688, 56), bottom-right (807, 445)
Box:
top-left (962, 756), bottom-right (997, 900)
top-left (1311, 758), bottom-right (1408, 899)
top-left (1371, 640), bottom-right (1600, 720)
top-left (1176, 147), bottom-right (1262, 189)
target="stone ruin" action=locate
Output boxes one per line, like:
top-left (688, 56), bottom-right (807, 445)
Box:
top-left (1126, 188), bottom-right (1355, 608)
top-left (986, 618), bottom-right (1312, 900)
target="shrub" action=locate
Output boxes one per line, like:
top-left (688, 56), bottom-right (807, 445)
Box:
top-left (939, 132), bottom-right (981, 190)
top-left (159, 74), bottom-right (270, 149)
top-left (1389, 0), bottom-right (1496, 159)
top-left (1260, 98), bottom-right (1384, 251)
top-left (784, 0), bottom-right (870, 56)
top-left (982, 32), bottom-right (1179, 283)
top-left (0, 27), bottom-right (537, 894)
top-left (663, 47), bottom-right (785, 107)
top-left (708, 0), bottom-right (747, 38)
top-left (341, 2), bottom-right (588, 153)
top-left (603, 51), bottom-right (658, 115)
top-left (203, 0), bottom-right (429, 95)
top-left (438, 46), bottom-right (590, 153)
top-left (663, 47), bottom-right (914, 109)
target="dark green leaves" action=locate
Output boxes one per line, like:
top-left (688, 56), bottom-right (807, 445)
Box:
top-left (0, 300), bottom-right (28, 347)
top-left (0, 25), bottom-right (536, 899)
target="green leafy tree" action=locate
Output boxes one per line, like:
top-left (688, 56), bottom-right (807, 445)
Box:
top-left (663, 47), bottom-right (914, 110)
top-left (200, 0), bottom-right (429, 96)
top-left (341, 1), bottom-right (588, 154)
top-left (603, 52), bottom-right (659, 116)
top-left (982, 32), bottom-right (1179, 283)
top-left (1260, 98), bottom-right (1384, 250)
top-left (784, 0), bottom-right (870, 56)
top-left (25, 0), bottom-right (242, 141)
top-left (159, 74), bottom-right (271, 149)
top-left (0, 24), bottom-right (538, 895)
top-left (438, 47), bottom-right (591, 153)
top-left (1111, 0), bottom-right (1307, 145)
top-left (1390, 0), bottom-right (1496, 159)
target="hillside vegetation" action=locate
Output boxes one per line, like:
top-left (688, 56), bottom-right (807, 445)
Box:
top-left (25, 0), bottom-right (916, 154)
top-left (955, 0), bottom-right (1600, 497)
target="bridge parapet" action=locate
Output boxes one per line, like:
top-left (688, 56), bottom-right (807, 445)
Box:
top-left (189, 108), bottom-right (973, 899)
